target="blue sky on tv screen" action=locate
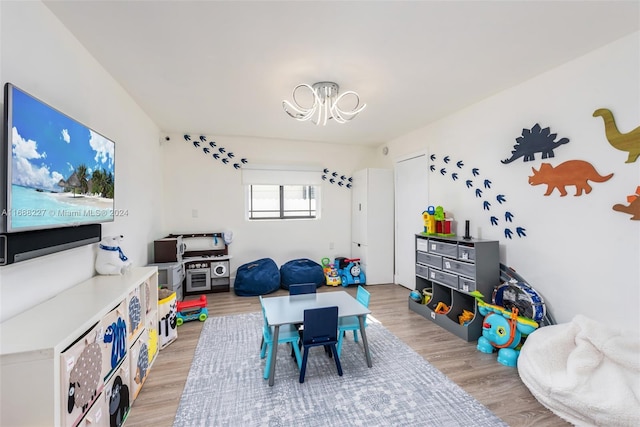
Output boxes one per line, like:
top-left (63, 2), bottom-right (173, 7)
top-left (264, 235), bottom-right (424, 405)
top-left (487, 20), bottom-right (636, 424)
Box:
top-left (10, 86), bottom-right (115, 192)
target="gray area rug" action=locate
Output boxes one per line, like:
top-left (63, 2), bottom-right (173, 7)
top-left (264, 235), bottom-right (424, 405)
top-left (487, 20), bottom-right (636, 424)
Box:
top-left (174, 312), bottom-right (507, 427)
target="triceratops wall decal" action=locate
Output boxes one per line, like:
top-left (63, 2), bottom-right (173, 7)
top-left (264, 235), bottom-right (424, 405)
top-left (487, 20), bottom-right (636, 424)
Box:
top-left (528, 160), bottom-right (614, 197)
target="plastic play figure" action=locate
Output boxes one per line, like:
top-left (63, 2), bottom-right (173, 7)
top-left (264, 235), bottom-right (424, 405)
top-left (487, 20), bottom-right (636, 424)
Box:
top-left (476, 301), bottom-right (538, 367)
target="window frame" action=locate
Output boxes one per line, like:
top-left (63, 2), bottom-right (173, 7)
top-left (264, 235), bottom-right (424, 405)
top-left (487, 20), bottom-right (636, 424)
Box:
top-left (247, 184), bottom-right (319, 220)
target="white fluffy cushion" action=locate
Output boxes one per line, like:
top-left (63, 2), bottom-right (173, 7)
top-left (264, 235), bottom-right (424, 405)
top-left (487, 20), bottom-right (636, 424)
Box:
top-left (518, 315), bottom-right (640, 426)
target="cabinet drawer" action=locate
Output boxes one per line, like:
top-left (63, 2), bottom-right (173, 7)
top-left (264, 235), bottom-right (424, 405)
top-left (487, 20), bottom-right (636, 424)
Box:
top-left (459, 277), bottom-right (477, 293)
top-left (416, 264), bottom-right (429, 279)
top-left (442, 258), bottom-right (476, 279)
top-left (428, 268), bottom-right (459, 289)
top-left (428, 240), bottom-right (458, 257)
top-left (416, 238), bottom-right (430, 253)
top-left (416, 251), bottom-right (442, 269)
top-left (458, 244), bottom-right (476, 262)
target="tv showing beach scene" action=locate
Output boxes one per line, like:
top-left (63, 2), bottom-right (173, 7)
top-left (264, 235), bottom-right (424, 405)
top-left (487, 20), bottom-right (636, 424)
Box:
top-left (4, 84), bottom-right (115, 232)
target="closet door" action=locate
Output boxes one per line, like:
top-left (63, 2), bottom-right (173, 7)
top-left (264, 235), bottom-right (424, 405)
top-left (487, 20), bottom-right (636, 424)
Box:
top-left (351, 169), bottom-right (367, 246)
top-left (395, 153), bottom-right (429, 289)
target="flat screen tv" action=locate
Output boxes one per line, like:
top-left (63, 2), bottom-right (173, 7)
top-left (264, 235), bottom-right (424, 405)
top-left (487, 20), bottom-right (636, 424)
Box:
top-left (1, 83), bottom-right (115, 233)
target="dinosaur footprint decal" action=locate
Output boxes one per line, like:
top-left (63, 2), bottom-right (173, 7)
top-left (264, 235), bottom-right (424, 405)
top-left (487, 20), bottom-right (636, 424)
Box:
top-left (183, 134), bottom-right (248, 170)
top-left (430, 154), bottom-right (526, 239)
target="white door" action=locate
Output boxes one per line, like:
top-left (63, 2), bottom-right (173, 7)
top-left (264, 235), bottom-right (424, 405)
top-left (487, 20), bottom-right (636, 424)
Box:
top-left (351, 169), bottom-right (367, 245)
top-left (394, 153), bottom-right (429, 290)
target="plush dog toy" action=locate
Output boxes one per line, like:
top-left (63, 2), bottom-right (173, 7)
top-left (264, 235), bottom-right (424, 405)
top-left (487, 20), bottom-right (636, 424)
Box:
top-left (96, 235), bottom-right (132, 275)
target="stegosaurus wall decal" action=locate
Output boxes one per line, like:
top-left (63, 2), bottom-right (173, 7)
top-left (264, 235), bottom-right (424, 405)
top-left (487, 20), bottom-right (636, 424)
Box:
top-left (501, 123), bottom-right (570, 164)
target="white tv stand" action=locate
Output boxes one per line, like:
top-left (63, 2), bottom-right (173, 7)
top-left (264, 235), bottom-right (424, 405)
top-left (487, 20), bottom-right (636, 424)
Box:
top-left (0, 267), bottom-right (159, 427)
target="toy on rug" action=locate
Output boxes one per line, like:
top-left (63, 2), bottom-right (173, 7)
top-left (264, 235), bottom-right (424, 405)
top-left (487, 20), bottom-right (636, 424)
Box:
top-left (96, 235), bottom-right (132, 275)
top-left (476, 300), bottom-right (538, 367)
top-left (176, 295), bottom-right (208, 326)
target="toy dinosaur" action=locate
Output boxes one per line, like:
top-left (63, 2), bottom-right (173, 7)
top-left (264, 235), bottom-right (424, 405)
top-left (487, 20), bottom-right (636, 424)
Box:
top-left (593, 108), bottom-right (640, 163)
top-left (613, 185), bottom-right (640, 220)
top-left (502, 123), bottom-right (569, 164)
top-left (528, 160), bottom-right (613, 196)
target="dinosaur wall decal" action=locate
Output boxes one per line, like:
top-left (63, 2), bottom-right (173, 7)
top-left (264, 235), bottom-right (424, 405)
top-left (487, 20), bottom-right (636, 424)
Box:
top-left (592, 108), bottom-right (640, 163)
top-left (613, 186), bottom-right (640, 220)
top-left (502, 123), bottom-right (569, 164)
top-left (528, 160), bottom-right (613, 196)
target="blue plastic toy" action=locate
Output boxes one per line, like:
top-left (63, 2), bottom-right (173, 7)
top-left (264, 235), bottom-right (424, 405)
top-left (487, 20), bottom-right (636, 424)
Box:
top-left (334, 257), bottom-right (366, 287)
top-left (476, 301), bottom-right (538, 367)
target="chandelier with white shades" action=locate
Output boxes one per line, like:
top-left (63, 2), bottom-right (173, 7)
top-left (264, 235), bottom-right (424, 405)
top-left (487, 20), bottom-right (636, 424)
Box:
top-left (282, 81), bottom-right (366, 126)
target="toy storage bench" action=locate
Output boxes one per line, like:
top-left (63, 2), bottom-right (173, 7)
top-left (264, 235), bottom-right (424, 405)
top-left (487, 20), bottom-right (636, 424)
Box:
top-left (408, 235), bottom-right (499, 341)
top-left (0, 267), bottom-right (159, 427)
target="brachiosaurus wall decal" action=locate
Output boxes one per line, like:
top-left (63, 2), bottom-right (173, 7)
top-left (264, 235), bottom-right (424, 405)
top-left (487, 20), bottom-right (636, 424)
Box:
top-left (592, 108), bottom-right (640, 163)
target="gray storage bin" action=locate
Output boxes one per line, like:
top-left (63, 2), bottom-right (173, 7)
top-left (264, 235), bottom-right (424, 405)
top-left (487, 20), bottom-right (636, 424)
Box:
top-left (416, 263), bottom-right (429, 279)
top-left (458, 277), bottom-right (477, 293)
top-left (442, 258), bottom-right (475, 279)
top-left (416, 251), bottom-right (442, 269)
top-left (428, 240), bottom-right (458, 257)
top-left (428, 267), bottom-right (458, 289)
top-left (458, 244), bottom-right (476, 262)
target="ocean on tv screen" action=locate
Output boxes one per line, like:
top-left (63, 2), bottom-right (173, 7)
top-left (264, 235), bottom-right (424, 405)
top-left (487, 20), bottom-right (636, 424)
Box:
top-left (8, 184), bottom-right (114, 230)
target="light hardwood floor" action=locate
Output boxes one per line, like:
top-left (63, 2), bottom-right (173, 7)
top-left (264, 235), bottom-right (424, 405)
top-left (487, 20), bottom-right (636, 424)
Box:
top-left (126, 284), bottom-right (569, 427)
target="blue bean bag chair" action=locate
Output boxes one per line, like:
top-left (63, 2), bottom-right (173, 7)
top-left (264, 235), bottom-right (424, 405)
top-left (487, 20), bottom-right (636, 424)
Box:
top-left (280, 258), bottom-right (325, 290)
top-left (234, 258), bottom-right (280, 296)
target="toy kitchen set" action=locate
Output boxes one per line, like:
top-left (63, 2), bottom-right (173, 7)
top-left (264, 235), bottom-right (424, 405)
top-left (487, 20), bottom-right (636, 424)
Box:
top-left (151, 232), bottom-right (231, 300)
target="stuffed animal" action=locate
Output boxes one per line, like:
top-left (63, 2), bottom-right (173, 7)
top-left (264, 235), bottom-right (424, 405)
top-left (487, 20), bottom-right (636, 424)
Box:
top-left (96, 235), bottom-right (132, 275)
top-left (476, 301), bottom-right (538, 367)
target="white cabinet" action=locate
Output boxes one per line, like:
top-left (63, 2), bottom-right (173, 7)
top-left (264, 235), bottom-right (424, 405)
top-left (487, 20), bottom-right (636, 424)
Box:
top-left (351, 168), bottom-right (394, 284)
top-left (0, 267), bottom-right (158, 427)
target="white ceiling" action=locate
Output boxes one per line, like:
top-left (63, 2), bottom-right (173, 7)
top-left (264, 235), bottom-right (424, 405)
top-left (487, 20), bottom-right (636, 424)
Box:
top-left (43, 1), bottom-right (639, 147)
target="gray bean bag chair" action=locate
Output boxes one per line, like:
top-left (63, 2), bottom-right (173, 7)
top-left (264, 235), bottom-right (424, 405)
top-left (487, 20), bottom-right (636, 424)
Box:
top-left (280, 258), bottom-right (325, 290)
top-left (234, 258), bottom-right (280, 296)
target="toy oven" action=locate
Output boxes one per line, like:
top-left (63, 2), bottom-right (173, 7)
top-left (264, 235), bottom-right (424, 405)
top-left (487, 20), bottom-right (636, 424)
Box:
top-left (185, 263), bottom-right (211, 294)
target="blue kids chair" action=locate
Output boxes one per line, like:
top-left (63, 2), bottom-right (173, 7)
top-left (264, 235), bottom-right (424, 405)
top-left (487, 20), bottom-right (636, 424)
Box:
top-left (336, 285), bottom-right (370, 356)
top-left (299, 306), bottom-right (343, 383)
top-left (259, 296), bottom-right (302, 380)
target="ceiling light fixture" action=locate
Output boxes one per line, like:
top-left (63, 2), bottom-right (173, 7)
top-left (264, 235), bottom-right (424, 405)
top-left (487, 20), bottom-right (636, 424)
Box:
top-left (282, 81), bottom-right (366, 126)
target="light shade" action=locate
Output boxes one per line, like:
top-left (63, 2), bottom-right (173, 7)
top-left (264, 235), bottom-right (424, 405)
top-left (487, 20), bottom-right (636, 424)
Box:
top-left (282, 82), bottom-right (366, 126)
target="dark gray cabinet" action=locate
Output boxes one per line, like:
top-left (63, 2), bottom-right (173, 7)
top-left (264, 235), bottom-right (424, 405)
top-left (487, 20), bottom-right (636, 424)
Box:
top-left (409, 234), bottom-right (499, 341)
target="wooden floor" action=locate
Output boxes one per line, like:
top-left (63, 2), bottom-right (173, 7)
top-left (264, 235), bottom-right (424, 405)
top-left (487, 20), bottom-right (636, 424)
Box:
top-left (126, 284), bottom-right (569, 427)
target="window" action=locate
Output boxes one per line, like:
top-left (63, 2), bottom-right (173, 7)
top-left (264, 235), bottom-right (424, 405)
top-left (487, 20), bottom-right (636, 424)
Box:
top-left (248, 184), bottom-right (318, 220)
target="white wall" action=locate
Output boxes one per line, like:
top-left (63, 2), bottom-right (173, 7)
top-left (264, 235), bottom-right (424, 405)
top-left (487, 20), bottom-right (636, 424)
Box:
top-left (383, 33), bottom-right (640, 336)
top-left (160, 133), bottom-right (375, 271)
top-left (0, 1), bottom-right (164, 321)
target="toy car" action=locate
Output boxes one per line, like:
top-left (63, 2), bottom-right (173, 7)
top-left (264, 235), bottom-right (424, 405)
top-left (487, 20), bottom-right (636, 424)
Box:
top-left (176, 295), bottom-right (208, 326)
top-left (324, 262), bottom-right (342, 286)
top-left (334, 257), bottom-right (366, 287)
